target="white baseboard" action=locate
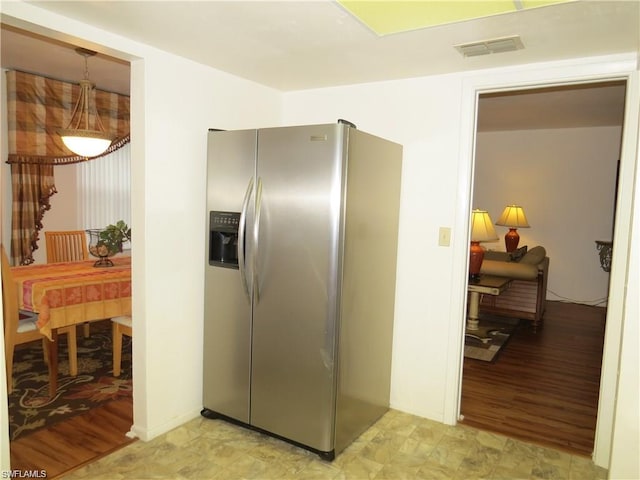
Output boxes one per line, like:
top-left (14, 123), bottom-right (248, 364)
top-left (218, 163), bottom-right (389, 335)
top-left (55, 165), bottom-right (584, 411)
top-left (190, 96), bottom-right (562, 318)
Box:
top-left (128, 408), bottom-right (202, 442)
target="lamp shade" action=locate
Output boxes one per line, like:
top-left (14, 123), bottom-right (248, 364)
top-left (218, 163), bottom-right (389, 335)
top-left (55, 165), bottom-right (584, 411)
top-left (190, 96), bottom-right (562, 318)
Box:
top-left (60, 131), bottom-right (113, 158)
top-left (496, 205), bottom-right (530, 228)
top-left (470, 210), bottom-right (499, 243)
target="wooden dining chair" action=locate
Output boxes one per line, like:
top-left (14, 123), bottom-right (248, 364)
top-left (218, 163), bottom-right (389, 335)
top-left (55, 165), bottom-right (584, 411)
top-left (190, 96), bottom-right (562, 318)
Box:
top-left (44, 230), bottom-right (89, 263)
top-left (2, 245), bottom-right (78, 394)
top-left (44, 230), bottom-right (95, 337)
top-left (111, 315), bottom-right (132, 377)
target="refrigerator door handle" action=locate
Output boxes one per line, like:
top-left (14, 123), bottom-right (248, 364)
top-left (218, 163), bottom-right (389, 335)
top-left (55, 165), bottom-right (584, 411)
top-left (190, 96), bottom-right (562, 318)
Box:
top-left (254, 176), bottom-right (263, 302)
top-left (238, 176), bottom-right (254, 302)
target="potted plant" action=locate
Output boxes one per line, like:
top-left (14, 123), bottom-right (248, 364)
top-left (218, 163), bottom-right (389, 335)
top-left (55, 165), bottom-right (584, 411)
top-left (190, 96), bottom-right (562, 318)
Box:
top-left (99, 220), bottom-right (131, 253)
top-left (87, 220), bottom-right (131, 267)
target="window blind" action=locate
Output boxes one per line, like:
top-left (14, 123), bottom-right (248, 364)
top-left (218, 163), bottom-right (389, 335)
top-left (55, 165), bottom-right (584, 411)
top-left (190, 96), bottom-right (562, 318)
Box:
top-left (77, 143), bottom-right (131, 230)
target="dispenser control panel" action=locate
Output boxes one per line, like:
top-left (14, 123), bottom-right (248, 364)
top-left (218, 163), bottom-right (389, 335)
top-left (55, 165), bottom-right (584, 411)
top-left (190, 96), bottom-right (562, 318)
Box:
top-left (210, 211), bottom-right (240, 231)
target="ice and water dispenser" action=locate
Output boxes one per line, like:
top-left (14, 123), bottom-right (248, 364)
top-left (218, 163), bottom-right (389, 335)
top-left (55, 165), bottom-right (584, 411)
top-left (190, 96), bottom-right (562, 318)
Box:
top-left (209, 211), bottom-right (240, 268)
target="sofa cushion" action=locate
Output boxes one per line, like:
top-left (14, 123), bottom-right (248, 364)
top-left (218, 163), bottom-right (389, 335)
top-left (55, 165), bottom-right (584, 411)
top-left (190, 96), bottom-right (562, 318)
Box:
top-left (484, 250), bottom-right (511, 262)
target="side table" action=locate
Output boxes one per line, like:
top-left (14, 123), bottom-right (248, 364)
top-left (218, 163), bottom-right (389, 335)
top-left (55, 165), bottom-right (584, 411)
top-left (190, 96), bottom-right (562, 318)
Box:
top-left (467, 275), bottom-right (512, 331)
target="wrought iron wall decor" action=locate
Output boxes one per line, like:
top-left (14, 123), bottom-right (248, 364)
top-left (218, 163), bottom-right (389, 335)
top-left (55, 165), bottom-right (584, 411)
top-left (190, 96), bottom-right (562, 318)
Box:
top-left (595, 240), bottom-right (613, 272)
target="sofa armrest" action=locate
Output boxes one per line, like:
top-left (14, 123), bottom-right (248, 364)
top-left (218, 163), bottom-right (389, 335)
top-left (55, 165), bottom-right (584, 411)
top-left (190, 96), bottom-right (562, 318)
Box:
top-left (520, 246), bottom-right (547, 266)
top-left (480, 259), bottom-right (539, 280)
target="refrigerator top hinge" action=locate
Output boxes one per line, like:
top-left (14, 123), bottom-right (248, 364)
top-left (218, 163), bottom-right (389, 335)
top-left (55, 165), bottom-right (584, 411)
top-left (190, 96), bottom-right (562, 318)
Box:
top-left (337, 119), bottom-right (357, 129)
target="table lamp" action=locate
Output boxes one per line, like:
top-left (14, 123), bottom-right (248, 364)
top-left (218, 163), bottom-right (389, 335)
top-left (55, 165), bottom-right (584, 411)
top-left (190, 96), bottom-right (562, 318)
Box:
top-left (469, 209), bottom-right (499, 280)
top-left (496, 205), bottom-right (530, 252)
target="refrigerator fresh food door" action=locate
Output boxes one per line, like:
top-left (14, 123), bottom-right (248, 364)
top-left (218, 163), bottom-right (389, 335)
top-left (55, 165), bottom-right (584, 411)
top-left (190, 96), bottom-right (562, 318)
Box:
top-left (203, 129), bottom-right (256, 423)
top-left (250, 124), bottom-right (346, 452)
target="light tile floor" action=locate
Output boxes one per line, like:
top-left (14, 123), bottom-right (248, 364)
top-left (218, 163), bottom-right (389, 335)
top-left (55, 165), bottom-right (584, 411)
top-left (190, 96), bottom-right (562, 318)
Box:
top-left (64, 409), bottom-right (607, 479)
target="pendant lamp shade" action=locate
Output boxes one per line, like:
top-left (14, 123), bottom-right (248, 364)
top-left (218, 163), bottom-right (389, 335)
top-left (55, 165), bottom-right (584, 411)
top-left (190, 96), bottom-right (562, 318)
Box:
top-left (58, 48), bottom-right (114, 158)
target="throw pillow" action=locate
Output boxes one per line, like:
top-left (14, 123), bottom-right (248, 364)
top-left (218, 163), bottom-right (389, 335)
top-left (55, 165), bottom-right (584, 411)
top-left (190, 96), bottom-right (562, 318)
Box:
top-left (509, 245), bottom-right (528, 262)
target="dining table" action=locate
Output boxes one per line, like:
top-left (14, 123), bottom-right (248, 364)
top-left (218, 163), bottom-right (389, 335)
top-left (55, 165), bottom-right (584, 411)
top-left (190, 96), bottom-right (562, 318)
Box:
top-left (11, 256), bottom-right (132, 396)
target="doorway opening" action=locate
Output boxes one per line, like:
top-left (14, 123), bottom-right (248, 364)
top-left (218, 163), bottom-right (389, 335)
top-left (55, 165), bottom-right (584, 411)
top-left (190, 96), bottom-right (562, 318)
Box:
top-left (459, 80), bottom-right (626, 456)
top-left (1, 24), bottom-right (134, 477)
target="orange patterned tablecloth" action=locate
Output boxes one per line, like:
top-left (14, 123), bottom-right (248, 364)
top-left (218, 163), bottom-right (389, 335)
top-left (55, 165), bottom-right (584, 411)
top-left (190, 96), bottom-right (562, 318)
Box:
top-left (11, 257), bottom-right (131, 340)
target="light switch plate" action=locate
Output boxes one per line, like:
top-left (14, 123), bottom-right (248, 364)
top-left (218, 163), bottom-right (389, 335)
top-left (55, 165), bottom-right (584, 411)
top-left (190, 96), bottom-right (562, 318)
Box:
top-left (439, 227), bottom-right (451, 247)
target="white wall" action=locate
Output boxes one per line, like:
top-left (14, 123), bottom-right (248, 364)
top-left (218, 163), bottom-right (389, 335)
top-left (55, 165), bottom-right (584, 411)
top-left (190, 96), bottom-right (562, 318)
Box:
top-left (0, 66), bottom-right (9, 472)
top-left (598, 70), bottom-right (639, 479)
top-left (33, 165), bottom-right (80, 264)
top-left (128, 52), bottom-right (283, 440)
top-left (608, 148), bottom-right (639, 478)
top-left (474, 126), bottom-right (621, 305)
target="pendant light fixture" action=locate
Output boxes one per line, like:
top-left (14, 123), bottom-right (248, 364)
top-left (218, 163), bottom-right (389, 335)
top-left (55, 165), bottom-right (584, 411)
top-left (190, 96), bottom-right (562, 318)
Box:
top-left (58, 48), bottom-right (114, 158)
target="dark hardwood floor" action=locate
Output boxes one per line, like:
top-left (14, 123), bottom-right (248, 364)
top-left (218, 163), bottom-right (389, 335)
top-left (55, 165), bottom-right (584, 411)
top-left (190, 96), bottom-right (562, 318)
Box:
top-left (9, 397), bottom-right (134, 479)
top-left (461, 300), bottom-right (606, 457)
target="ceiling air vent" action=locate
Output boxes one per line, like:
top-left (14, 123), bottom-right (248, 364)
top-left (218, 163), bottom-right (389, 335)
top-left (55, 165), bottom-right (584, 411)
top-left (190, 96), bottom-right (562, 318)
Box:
top-left (455, 35), bottom-right (524, 57)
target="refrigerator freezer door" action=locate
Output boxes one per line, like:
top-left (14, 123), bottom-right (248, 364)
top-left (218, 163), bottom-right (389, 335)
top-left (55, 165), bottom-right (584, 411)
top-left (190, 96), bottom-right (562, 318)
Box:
top-left (250, 124), bottom-right (346, 452)
top-left (203, 129), bottom-right (256, 423)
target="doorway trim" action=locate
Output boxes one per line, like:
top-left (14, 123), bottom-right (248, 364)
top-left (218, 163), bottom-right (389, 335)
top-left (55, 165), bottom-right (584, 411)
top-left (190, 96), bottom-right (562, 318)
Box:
top-left (444, 53), bottom-right (639, 469)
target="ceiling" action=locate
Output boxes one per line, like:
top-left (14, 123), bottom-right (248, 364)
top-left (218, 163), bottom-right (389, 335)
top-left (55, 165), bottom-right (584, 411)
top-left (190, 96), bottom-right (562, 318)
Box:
top-left (1, 24), bottom-right (131, 94)
top-left (1, 1), bottom-right (636, 129)
top-left (477, 81), bottom-right (627, 131)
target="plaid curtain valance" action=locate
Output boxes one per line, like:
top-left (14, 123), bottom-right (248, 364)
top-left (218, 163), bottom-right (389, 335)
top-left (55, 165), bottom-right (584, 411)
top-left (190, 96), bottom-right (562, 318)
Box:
top-left (6, 70), bottom-right (130, 165)
top-left (5, 70), bottom-right (130, 264)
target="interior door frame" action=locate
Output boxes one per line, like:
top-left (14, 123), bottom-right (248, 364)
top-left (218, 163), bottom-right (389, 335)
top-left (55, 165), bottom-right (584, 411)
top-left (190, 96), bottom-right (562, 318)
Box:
top-left (445, 54), bottom-right (639, 469)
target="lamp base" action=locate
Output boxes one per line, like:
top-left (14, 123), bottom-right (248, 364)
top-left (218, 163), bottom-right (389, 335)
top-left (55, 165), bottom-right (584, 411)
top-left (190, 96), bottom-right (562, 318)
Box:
top-left (504, 228), bottom-right (520, 252)
top-left (469, 241), bottom-right (484, 279)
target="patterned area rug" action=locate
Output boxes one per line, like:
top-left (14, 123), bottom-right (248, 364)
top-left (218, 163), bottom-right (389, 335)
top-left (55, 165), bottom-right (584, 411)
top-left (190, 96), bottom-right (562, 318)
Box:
top-left (8, 319), bottom-right (132, 441)
top-left (464, 316), bottom-right (519, 362)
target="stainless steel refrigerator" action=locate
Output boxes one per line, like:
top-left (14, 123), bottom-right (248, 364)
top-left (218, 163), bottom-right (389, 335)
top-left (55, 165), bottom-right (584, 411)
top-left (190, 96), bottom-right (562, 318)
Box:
top-left (202, 122), bottom-right (402, 460)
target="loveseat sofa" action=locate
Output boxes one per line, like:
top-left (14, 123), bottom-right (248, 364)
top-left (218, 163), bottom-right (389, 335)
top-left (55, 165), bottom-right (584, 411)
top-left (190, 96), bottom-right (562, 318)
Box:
top-left (478, 246), bottom-right (549, 330)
